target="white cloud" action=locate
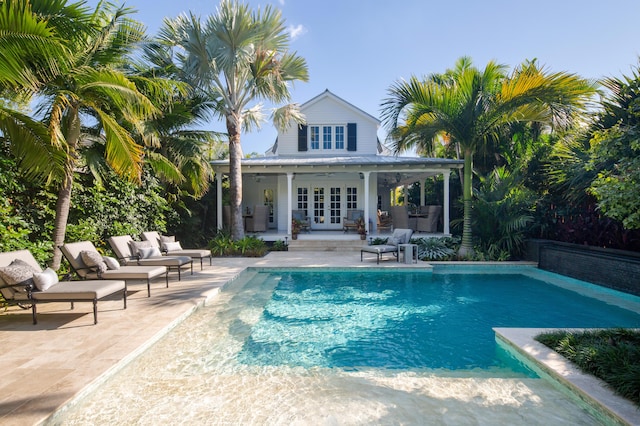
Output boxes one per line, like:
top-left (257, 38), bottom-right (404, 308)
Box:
top-left (279, 0), bottom-right (285, 5)
top-left (288, 24), bottom-right (307, 41)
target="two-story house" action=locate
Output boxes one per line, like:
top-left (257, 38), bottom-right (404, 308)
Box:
top-left (211, 90), bottom-right (463, 236)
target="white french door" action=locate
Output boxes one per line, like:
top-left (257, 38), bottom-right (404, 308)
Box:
top-left (311, 186), bottom-right (343, 230)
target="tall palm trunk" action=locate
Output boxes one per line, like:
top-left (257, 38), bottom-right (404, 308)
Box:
top-left (226, 116), bottom-right (245, 240)
top-left (50, 108), bottom-right (80, 270)
top-left (458, 151), bottom-right (475, 259)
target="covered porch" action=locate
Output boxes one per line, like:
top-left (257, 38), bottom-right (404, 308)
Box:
top-left (211, 155), bottom-right (464, 237)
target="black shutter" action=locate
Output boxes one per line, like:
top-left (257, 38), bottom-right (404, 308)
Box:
top-left (347, 123), bottom-right (357, 151)
top-left (298, 125), bottom-right (308, 151)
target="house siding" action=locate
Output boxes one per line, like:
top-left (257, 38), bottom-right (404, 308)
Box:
top-left (279, 95), bottom-right (379, 156)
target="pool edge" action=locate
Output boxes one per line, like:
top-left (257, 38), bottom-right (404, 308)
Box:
top-left (494, 327), bottom-right (639, 426)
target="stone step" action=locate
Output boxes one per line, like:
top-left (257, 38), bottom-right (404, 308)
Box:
top-left (287, 239), bottom-right (368, 252)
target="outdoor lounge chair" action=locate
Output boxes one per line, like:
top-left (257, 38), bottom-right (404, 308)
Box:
top-left (343, 209), bottom-right (364, 233)
top-left (0, 249), bottom-right (126, 324)
top-left (108, 235), bottom-right (193, 280)
top-left (360, 228), bottom-right (414, 264)
top-left (141, 231), bottom-right (212, 270)
top-left (60, 241), bottom-right (168, 297)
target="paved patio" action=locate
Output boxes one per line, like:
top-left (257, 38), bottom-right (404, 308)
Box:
top-left (0, 251), bottom-right (423, 425)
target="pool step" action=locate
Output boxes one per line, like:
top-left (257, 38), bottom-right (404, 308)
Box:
top-left (287, 238), bottom-right (368, 252)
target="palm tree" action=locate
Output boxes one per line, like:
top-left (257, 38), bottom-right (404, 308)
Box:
top-left (0, 1), bottom-right (175, 269)
top-left (381, 57), bottom-right (595, 258)
top-left (156, 0), bottom-right (309, 239)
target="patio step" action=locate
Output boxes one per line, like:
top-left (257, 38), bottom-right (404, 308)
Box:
top-left (287, 238), bottom-right (368, 252)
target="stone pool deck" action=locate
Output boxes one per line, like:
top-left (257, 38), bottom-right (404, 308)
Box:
top-left (0, 253), bottom-right (636, 425)
top-left (0, 252), bottom-right (425, 425)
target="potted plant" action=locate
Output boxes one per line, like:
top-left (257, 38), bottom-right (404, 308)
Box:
top-left (292, 218), bottom-right (301, 240)
top-left (356, 217), bottom-right (367, 240)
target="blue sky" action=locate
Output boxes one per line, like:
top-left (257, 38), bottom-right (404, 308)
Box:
top-left (86, 0), bottom-right (640, 154)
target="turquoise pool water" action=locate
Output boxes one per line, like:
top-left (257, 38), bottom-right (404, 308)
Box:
top-left (54, 266), bottom-right (640, 425)
top-left (236, 268), bottom-right (640, 373)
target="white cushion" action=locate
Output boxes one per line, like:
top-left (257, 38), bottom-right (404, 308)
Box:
top-left (33, 268), bottom-right (59, 291)
top-left (102, 256), bottom-right (120, 270)
top-left (138, 247), bottom-right (162, 259)
top-left (163, 241), bottom-right (183, 252)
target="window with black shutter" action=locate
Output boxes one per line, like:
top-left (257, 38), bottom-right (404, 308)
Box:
top-left (347, 123), bottom-right (357, 151)
top-left (298, 125), bottom-right (308, 151)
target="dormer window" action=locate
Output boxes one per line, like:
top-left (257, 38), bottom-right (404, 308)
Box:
top-left (309, 125), bottom-right (345, 151)
top-left (297, 122), bottom-right (356, 153)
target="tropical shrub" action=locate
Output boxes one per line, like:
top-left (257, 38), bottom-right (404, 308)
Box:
top-left (536, 329), bottom-right (640, 405)
top-left (471, 167), bottom-right (535, 260)
top-left (413, 237), bottom-right (457, 261)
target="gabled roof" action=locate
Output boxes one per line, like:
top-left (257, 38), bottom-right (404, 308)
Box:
top-left (301, 89), bottom-right (380, 125)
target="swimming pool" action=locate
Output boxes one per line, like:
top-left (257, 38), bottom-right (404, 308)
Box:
top-left (54, 265), bottom-right (640, 424)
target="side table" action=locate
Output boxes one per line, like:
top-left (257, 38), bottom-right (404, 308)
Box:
top-left (398, 243), bottom-right (418, 264)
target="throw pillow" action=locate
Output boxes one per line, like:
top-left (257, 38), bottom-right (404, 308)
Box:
top-left (33, 268), bottom-right (59, 291)
top-left (102, 256), bottom-right (121, 270)
top-left (387, 236), bottom-right (399, 246)
top-left (159, 235), bottom-right (175, 243)
top-left (138, 247), bottom-right (162, 259)
top-left (163, 241), bottom-right (183, 252)
top-left (128, 240), bottom-right (152, 258)
top-left (0, 259), bottom-right (37, 296)
top-left (80, 250), bottom-right (107, 274)
top-left (159, 236), bottom-right (177, 251)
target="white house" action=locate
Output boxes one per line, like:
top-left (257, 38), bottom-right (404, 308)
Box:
top-left (211, 90), bottom-right (463, 236)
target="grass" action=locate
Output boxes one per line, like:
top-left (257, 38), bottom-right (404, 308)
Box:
top-left (535, 329), bottom-right (640, 406)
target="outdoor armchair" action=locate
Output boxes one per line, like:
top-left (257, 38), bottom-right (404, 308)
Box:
top-left (343, 209), bottom-right (364, 233)
top-left (292, 210), bottom-right (311, 233)
top-left (246, 205), bottom-right (269, 232)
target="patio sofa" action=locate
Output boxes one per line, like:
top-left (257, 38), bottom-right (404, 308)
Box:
top-left (0, 249), bottom-right (126, 324)
top-left (360, 228), bottom-right (414, 264)
top-left (60, 241), bottom-right (168, 297)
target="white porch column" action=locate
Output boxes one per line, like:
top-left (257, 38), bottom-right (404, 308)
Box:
top-left (363, 171), bottom-right (371, 232)
top-left (443, 170), bottom-right (451, 235)
top-left (287, 172), bottom-right (294, 235)
top-left (403, 186), bottom-right (409, 205)
top-left (420, 180), bottom-right (426, 207)
top-left (216, 172), bottom-right (223, 230)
